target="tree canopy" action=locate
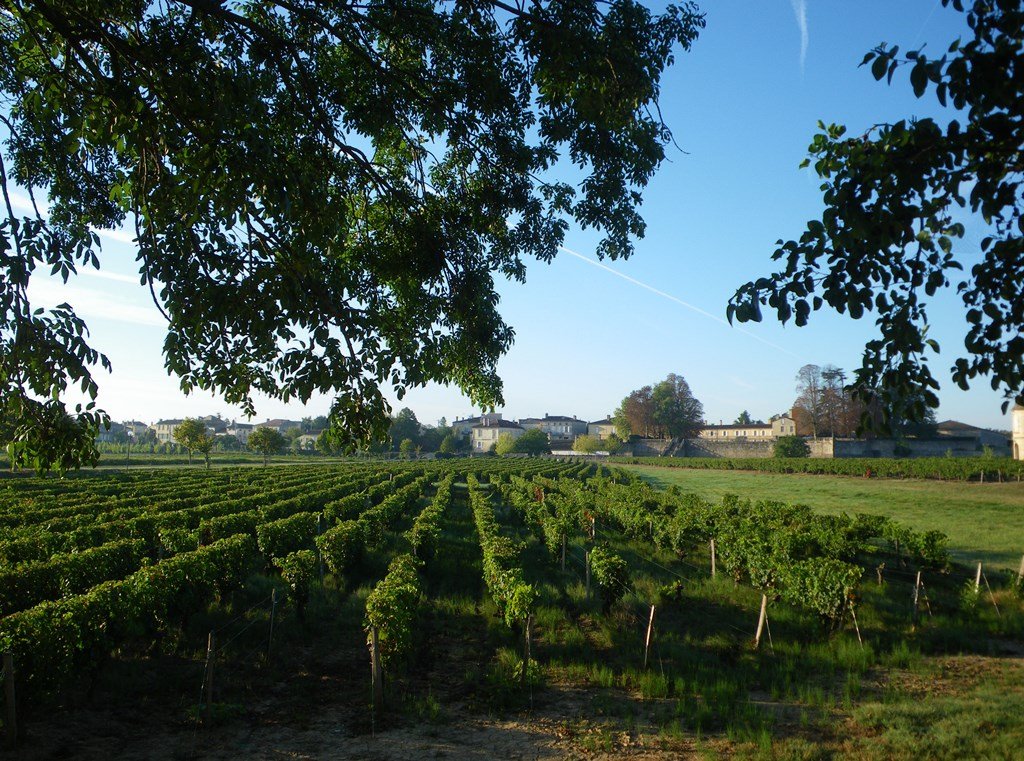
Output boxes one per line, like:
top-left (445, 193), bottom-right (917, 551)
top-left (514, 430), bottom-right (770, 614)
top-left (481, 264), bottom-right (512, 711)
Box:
top-left (774, 436), bottom-right (810, 458)
top-left (0, 0), bottom-right (703, 473)
top-left (730, 0), bottom-right (1024, 429)
top-left (172, 418), bottom-right (210, 465)
top-left (496, 428), bottom-right (550, 455)
top-left (248, 426), bottom-right (286, 465)
top-left (613, 373), bottom-right (704, 439)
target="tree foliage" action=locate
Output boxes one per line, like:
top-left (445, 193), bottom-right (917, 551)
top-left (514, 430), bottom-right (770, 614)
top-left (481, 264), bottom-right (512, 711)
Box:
top-left (496, 428), bottom-right (550, 456)
top-left (730, 0), bottom-right (1024, 429)
top-left (774, 436), bottom-right (810, 458)
top-left (513, 428), bottom-right (553, 455)
top-left (614, 373), bottom-right (704, 439)
top-left (0, 0), bottom-right (703, 473)
top-left (248, 426), bottom-right (286, 465)
top-left (172, 418), bottom-right (211, 466)
top-left (572, 434), bottom-right (602, 453)
top-left (389, 408), bottom-right (421, 452)
top-left (733, 410), bottom-right (754, 425)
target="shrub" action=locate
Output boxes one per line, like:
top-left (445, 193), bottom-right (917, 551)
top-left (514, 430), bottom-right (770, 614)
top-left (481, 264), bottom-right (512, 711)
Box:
top-left (774, 436), bottom-right (810, 458)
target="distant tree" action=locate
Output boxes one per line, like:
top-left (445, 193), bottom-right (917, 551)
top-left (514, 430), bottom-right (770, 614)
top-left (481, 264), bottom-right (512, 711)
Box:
top-left (572, 434), bottom-right (602, 453)
top-left (417, 425), bottom-right (446, 453)
top-left (438, 434), bottom-right (460, 456)
top-left (650, 374), bottom-right (704, 439)
top-left (249, 427), bottom-right (286, 466)
top-left (614, 385), bottom-right (656, 438)
top-left (511, 428), bottom-right (551, 455)
top-left (216, 435), bottom-right (241, 452)
top-left (793, 364), bottom-right (825, 438)
top-left (604, 433), bottom-right (625, 454)
top-left (173, 418), bottom-right (211, 466)
top-left (774, 436), bottom-right (810, 458)
top-left (389, 408), bottom-right (421, 451)
top-left (195, 435), bottom-right (215, 470)
top-left (616, 375), bottom-right (703, 439)
top-left (399, 438), bottom-right (416, 459)
top-left (734, 410), bottom-right (753, 425)
top-left (494, 433), bottom-right (517, 456)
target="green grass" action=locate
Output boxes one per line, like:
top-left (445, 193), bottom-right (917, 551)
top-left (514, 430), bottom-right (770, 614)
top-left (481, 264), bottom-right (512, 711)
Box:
top-left (624, 465), bottom-right (1024, 570)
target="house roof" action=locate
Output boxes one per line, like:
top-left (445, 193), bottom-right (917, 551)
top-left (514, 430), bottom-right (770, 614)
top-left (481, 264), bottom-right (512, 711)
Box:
top-left (937, 419), bottom-right (989, 434)
top-left (703, 423), bottom-right (772, 431)
top-left (520, 415), bottom-right (582, 424)
top-left (453, 415), bottom-right (500, 425)
top-left (472, 420), bottom-right (523, 430)
top-left (155, 419), bottom-right (184, 426)
top-left (265, 418), bottom-right (301, 428)
top-left (589, 418), bottom-right (614, 426)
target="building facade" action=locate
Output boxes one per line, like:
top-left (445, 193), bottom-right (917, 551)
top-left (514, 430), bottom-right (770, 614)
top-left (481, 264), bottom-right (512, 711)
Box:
top-left (453, 413), bottom-right (502, 438)
top-left (471, 419), bottom-right (523, 452)
top-left (588, 418), bottom-right (617, 440)
top-left (699, 415), bottom-right (796, 440)
top-left (1013, 405), bottom-right (1024, 460)
top-left (518, 414), bottom-right (588, 448)
top-left (153, 419), bottom-right (184, 443)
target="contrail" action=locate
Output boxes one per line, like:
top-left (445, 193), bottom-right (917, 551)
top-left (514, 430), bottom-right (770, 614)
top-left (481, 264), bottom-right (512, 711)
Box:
top-left (558, 245), bottom-right (801, 358)
top-left (789, 0), bottom-right (808, 73)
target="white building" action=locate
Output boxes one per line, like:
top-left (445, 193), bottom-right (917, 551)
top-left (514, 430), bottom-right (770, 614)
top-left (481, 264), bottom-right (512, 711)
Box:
top-left (471, 419), bottom-right (523, 452)
top-left (1013, 404), bottom-right (1024, 460)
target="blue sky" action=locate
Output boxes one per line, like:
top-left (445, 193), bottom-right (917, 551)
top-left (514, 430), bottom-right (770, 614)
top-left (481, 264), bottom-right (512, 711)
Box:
top-left (23, 1), bottom-right (1014, 431)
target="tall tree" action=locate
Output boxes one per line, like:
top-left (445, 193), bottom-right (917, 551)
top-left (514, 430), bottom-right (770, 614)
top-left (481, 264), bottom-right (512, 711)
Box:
top-left (613, 385), bottom-right (655, 438)
top-left (248, 426), bottom-right (286, 466)
top-left (730, 0), bottom-right (1024, 429)
top-left (793, 365), bottom-right (824, 438)
top-left (734, 410), bottom-right (753, 425)
top-left (650, 373), bottom-right (704, 438)
top-left (615, 374), bottom-right (703, 439)
top-left (510, 428), bottom-right (551, 455)
top-left (172, 418), bottom-right (209, 466)
top-left (819, 365), bottom-right (846, 438)
top-left (388, 408), bottom-right (421, 451)
top-left (0, 1), bottom-right (703, 473)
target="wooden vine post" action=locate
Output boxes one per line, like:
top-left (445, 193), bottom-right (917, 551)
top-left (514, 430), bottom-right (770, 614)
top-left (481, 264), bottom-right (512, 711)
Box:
top-left (561, 534), bottom-right (566, 573)
top-left (521, 615), bottom-right (533, 686)
top-left (848, 600), bottom-right (863, 647)
top-left (370, 626), bottom-right (383, 713)
top-left (203, 632), bottom-right (215, 726)
top-left (585, 551), bottom-right (591, 596)
top-left (267, 588), bottom-right (277, 656)
top-left (911, 571), bottom-right (922, 626)
top-left (643, 605), bottom-right (656, 669)
top-left (317, 514), bottom-right (325, 581)
top-left (975, 561), bottom-right (983, 594)
top-left (710, 539), bottom-right (717, 578)
top-left (754, 594), bottom-right (768, 650)
top-left (3, 653), bottom-right (16, 748)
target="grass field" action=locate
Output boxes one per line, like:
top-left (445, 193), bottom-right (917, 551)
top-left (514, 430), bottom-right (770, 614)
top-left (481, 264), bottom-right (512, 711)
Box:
top-left (624, 464), bottom-right (1024, 572)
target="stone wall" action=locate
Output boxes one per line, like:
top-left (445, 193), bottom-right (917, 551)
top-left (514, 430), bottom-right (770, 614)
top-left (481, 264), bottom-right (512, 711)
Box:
top-left (626, 435), bottom-right (1006, 459)
top-left (630, 438), bottom-right (674, 457)
top-left (681, 438), bottom-right (776, 459)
